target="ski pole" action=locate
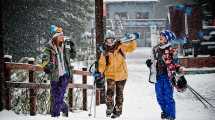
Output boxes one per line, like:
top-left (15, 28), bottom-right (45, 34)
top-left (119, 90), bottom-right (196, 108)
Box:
top-left (88, 86), bottom-right (94, 117)
top-left (148, 67), bottom-right (155, 84)
top-left (187, 85), bottom-right (208, 108)
top-left (94, 83), bottom-right (97, 118)
top-left (187, 85), bottom-right (215, 108)
top-left (88, 82), bottom-right (95, 117)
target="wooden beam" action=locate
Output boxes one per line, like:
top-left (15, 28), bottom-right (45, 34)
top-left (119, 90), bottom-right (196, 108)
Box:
top-left (73, 69), bottom-right (91, 76)
top-left (0, 59), bottom-right (3, 111)
top-left (67, 83), bottom-right (94, 89)
top-left (5, 63), bottom-right (44, 71)
top-left (5, 82), bottom-right (94, 90)
top-left (5, 82), bottom-right (50, 89)
top-left (0, 0), bottom-right (3, 110)
top-left (5, 63), bottom-right (91, 76)
top-left (0, 27), bottom-right (3, 110)
top-left (95, 0), bottom-right (104, 46)
top-left (95, 0), bottom-right (105, 105)
top-left (4, 57), bottom-right (12, 110)
top-left (82, 68), bottom-right (87, 111)
top-left (28, 59), bottom-right (36, 116)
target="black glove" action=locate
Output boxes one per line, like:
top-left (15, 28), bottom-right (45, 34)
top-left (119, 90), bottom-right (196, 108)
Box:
top-left (93, 71), bottom-right (105, 88)
top-left (43, 66), bottom-right (50, 74)
top-left (43, 64), bottom-right (53, 74)
top-left (146, 59), bottom-right (153, 68)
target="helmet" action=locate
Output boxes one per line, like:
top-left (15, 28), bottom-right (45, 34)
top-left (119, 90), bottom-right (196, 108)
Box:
top-left (105, 30), bottom-right (115, 40)
top-left (173, 74), bottom-right (187, 92)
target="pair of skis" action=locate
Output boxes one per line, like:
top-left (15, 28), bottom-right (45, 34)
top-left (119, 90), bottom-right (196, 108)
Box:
top-left (97, 32), bottom-right (141, 54)
top-left (88, 80), bottom-right (97, 118)
top-left (148, 59), bottom-right (157, 84)
top-left (88, 62), bottom-right (97, 118)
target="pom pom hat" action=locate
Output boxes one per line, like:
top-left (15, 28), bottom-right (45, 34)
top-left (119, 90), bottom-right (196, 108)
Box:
top-left (49, 25), bottom-right (64, 45)
top-left (51, 25), bottom-right (63, 39)
top-left (160, 30), bottom-right (176, 42)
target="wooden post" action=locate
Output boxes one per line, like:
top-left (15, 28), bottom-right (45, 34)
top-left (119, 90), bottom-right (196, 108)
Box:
top-left (95, 0), bottom-right (104, 45)
top-left (95, 0), bottom-right (106, 104)
top-left (68, 66), bottom-right (74, 111)
top-left (0, 57), bottom-right (3, 111)
top-left (4, 55), bottom-right (12, 110)
top-left (28, 58), bottom-right (36, 116)
top-left (0, 6), bottom-right (3, 110)
top-left (82, 68), bottom-right (87, 111)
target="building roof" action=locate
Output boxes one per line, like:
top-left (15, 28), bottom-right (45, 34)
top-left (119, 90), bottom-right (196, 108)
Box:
top-left (105, 0), bottom-right (158, 3)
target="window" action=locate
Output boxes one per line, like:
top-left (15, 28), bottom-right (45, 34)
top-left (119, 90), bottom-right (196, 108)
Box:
top-left (114, 12), bottom-right (128, 20)
top-left (136, 12), bottom-right (149, 19)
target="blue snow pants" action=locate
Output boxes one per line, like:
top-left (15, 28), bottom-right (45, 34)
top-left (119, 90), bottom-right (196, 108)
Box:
top-left (155, 74), bottom-right (175, 119)
top-left (50, 74), bottom-right (69, 117)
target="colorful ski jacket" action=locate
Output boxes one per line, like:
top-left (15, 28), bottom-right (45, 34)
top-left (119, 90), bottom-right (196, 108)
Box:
top-left (42, 43), bottom-right (73, 81)
top-left (98, 40), bottom-right (137, 81)
top-left (153, 43), bottom-right (180, 80)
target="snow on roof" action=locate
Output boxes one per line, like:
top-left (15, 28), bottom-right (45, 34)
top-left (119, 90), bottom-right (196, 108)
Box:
top-left (105, 0), bottom-right (158, 3)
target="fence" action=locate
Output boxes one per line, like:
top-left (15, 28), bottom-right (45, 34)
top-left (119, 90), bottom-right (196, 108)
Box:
top-left (3, 55), bottom-right (101, 116)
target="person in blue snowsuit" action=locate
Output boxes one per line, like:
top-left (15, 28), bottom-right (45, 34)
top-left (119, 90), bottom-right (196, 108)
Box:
top-left (146, 30), bottom-right (182, 120)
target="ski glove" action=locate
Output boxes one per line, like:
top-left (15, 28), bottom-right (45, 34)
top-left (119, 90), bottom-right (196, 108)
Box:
top-left (93, 71), bottom-right (105, 88)
top-left (44, 66), bottom-right (51, 74)
top-left (146, 59), bottom-right (153, 68)
top-left (93, 71), bottom-right (104, 81)
top-left (43, 64), bottom-right (54, 74)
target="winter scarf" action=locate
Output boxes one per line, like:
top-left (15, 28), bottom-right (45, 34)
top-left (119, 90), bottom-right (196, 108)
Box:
top-left (53, 44), bottom-right (67, 77)
top-left (153, 43), bottom-right (180, 81)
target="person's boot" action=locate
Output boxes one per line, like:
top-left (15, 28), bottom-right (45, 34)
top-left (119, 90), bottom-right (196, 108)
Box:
top-left (167, 117), bottom-right (175, 120)
top-left (111, 113), bottom-right (121, 119)
top-left (62, 112), bottom-right (68, 117)
top-left (51, 112), bottom-right (60, 117)
top-left (106, 109), bottom-right (112, 117)
top-left (62, 102), bottom-right (69, 117)
top-left (161, 112), bottom-right (167, 119)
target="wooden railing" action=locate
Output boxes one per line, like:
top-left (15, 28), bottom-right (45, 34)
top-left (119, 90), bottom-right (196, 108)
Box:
top-left (3, 56), bottom-right (100, 116)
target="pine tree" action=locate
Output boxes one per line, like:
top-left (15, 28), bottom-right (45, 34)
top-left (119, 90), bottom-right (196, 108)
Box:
top-left (1, 0), bottom-right (94, 113)
top-left (2, 0), bottom-right (94, 61)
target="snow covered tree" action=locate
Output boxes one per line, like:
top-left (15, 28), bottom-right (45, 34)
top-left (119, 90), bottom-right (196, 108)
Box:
top-left (1, 0), bottom-right (95, 114)
top-left (2, 0), bottom-right (94, 61)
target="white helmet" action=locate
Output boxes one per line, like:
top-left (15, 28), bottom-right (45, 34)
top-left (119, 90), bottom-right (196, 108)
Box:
top-left (105, 30), bottom-right (115, 40)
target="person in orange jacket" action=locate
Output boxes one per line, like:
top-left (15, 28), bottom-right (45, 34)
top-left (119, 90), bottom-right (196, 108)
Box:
top-left (98, 30), bottom-right (137, 118)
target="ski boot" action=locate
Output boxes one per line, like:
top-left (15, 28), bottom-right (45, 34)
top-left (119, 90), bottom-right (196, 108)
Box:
top-left (62, 112), bottom-right (68, 117)
top-left (161, 112), bottom-right (168, 119)
top-left (62, 102), bottom-right (69, 117)
top-left (111, 113), bottom-right (121, 119)
top-left (167, 117), bottom-right (175, 120)
top-left (106, 109), bottom-right (112, 117)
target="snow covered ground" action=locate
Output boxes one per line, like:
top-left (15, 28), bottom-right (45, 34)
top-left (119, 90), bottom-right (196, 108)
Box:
top-left (1, 47), bottom-right (215, 120)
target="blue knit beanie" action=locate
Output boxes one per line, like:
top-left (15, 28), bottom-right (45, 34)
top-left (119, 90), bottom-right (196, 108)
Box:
top-left (160, 30), bottom-right (176, 42)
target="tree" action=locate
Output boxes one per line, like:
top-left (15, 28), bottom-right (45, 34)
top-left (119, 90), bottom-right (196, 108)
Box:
top-left (1, 0), bottom-right (94, 112)
top-left (2, 0), bottom-right (94, 61)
